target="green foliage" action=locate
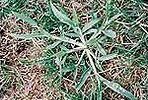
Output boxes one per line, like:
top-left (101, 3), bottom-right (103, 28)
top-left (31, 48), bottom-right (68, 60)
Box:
top-left (1, 0), bottom-right (28, 17)
top-left (76, 67), bottom-right (92, 91)
top-left (82, 18), bottom-right (101, 33)
top-left (103, 29), bottom-right (116, 38)
top-left (105, 0), bottom-right (119, 18)
top-left (98, 53), bottom-right (117, 61)
top-left (8, 0), bottom-right (147, 99)
top-left (50, 0), bottom-right (76, 27)
top-left (13, 12), bottom-right (37, 26)
top-left (98, 75), bottom-right (137, 100)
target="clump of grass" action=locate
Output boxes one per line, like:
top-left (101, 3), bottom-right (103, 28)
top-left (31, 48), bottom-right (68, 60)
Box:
top-left (2, 0), bottom-right (147, 99)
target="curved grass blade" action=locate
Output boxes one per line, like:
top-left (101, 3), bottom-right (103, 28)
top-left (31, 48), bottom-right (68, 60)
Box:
top-left (103, 29), bottom-right (116, 38)
top-left (50, 0), bottom-right (75, 27)
top-left (82, 18), bottom-right (100, 33)
top-left (87, 40), bottom-right (107, 55)
top-left (84, 29), bottom-right (97, 36)
top-left (98, 53), bottom-right (117, 61)
top-left (86, 49), bottom-right (136, 100)
top-left (96, 43), bottom-right (107, 55)
top-left (13, 12), bottom-right (37, 26)
top-left (98, 75), bottom-right (137, 100)
top-left (76, 67), bottom-right (92, 91)
top-left (107, 13), bottom-right (123, 25)
top-left (12, 29), bottom-right (84, 47)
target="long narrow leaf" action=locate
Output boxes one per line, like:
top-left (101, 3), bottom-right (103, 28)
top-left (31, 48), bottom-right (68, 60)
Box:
top-left (76, 67), bottom-right (92, 91)
top-left (49, 50), bottom-right (67, 58)
top-left (47, 41), bottom-right (62, 49)
top-left (107, 13), bottom-right (123, 25)
top-left (98, 53), bottom-right (117, 61)
top-left (72, 7), bottom-right (79, 26)
top-left (84, 29), bottom-right (97, 36)
top-left (103, 29), bottom-right (116, 38)
top-left (13, 12), bottom-right (37, 26)
top-left (96, 77), bottom-right (102, 100)
top-left (96, 43), bottom-right (107, 55)
top-left (86, 49), bottom-right (136, 99)
top-left (50, 1), bottom-right (75, 27)
top-left (82, 18), bottom-right (100, 33)
top-left (64, 32), bottom-right (79, 37)
top-left (98, 75), bottom-right (137, 100)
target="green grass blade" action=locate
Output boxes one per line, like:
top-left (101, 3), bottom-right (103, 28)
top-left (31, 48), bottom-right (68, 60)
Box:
top-left (50, 0), bottom-right (75, 27)
top-left (98, 53), bottom-right (117, 61)
top-left (82, 18), bottom-right (100, 33)
top-left (87, 51), bottom-right (103, 71)
top-left (107, 13), bottom-right (123, 25)
top-left (13, 12), bottom-right (37, 26)
top-left (72, 7), bottom-right (79, 26)
top-left (88, 41), bottom-right (107, 55)
top-left (64, 32), bottom-right (79, 37)
top-left (12, 28), bottom-right (84, 47)
top-left (84, 29), bottom-right (97, 36)
top-left (103, 29), bottom-right (116, 38)
top-left (47, 41), bottom-right (62, 49)
top-left (96, 43), bottom-right (107, 55)
top-left (98, 75), bottom-right (137, 100)
top-left (76, 50), bottom-right (85, 66)
top-left (96, 77), bottom-right (102, 100)
top-left (76, 67), bottom-right (92, 91)
top-left (49, 50), bottom-right (67, 58)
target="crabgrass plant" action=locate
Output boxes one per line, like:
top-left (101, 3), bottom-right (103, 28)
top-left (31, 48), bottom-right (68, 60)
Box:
top-left (10, 0), bottom-right (137, 99)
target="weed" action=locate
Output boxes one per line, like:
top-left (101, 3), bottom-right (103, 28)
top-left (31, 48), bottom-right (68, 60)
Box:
top-left (1, 0), bottom-right (147, 99)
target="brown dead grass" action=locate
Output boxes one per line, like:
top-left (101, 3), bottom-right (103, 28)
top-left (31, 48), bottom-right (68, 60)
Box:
top-left (0, 16), bottom-right (50, 100)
